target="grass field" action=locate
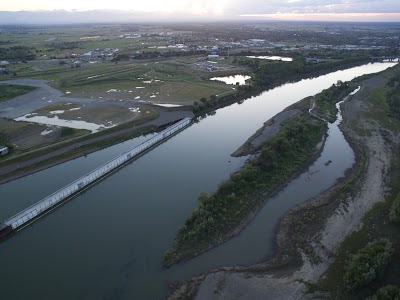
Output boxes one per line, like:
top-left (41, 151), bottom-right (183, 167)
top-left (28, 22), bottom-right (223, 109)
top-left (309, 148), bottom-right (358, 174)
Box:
top-left (32, 102), bottom-right (154, 126)
top-left (0, 25), bottom-right (251, 103)
top-left (0, 117), bottom-right (88, 153)
top-left (4, 60), bottom-right (235, 103)
top-left (0, 84), bottom-right (36, 102)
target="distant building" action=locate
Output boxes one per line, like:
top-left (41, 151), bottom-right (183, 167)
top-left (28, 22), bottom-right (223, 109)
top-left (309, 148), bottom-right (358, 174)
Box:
top-left (305, 57), bottom-right (322, 64)
top-left (0, 146), bottom-right (9, 157)
top-left (207, 66), bottom-right (219, 72)
top-left (82, 51), bottom-right (93, 60)
top-left (208, 55), bottom-right (220, 59)
top-left (249, 39), bottom-right (266, 43)
top-left (0, 61), bottom-right (9, 67)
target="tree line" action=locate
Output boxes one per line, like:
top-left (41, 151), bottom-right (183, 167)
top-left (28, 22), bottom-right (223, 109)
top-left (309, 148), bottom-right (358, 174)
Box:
top-left (164, 114), bottom-right (327, 265)
top-left (194, 55), bottom-right (370, 115)
top-left (0, 46), bottom-right (36, 61)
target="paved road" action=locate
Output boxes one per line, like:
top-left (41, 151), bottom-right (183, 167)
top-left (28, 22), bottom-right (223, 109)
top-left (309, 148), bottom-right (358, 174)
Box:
top-left (0, 79), bottom-right (99, 118)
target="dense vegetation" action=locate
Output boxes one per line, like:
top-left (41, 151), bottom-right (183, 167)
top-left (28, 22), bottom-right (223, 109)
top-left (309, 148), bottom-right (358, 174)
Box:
top-left (131, 49), bottom-right (206, 60)
top-left (60, 127), bottom-right (76, 138)
top-left (386, 72), bottom-right (400, 119)
top-left (194, 56), bottom-right (369, 114)
top-left (47, 41), bottom-right (84, 50)
top-left (312, 81), bottom-right (355, 122)
top-left (367, 285), bottom-right (400, 300)
top-left (343, 238), bottom-right (394, 291)
top-left (0, 46), bottom-right (36, 61)
top-left (0, 131), bottom-right (8, 146)
top-left (164, 113), bottom-right (327, 265)
top-left (389, 193), bottom-right (400, 223)
top-left (308, 67), bottom-right (400, 300)
top-left (0, 84), bottom-right (36, 103)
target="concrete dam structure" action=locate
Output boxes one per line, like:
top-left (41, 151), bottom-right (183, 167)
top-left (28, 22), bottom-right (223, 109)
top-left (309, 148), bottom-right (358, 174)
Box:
top-left (0, 117), bottom-right (192, 238)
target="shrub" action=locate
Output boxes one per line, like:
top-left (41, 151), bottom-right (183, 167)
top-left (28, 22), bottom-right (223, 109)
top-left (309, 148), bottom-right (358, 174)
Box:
top-left (163, 249), bottom-right (172, 263)
top-left (343, 238), bottom-right (394, 291)
top-left (60, 127), bottom-right (75, 137)
top-left (389, 194), bottom-right (400, 223)
top-left (367, 285), bottom-right (400, 300)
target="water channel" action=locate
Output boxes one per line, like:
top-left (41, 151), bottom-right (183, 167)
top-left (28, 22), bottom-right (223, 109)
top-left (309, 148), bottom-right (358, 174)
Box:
top-left (246, 55), bottom-right (293, 62)
top-left (0, 62), bottom-right (396, 299)
top-left (210, 74), bottom-right (251, 85)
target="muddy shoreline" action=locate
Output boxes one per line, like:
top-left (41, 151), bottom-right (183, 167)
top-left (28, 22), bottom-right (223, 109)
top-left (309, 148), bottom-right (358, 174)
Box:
top-left (165, 94), bottom-right (329, 266)
top-left (165, 126), bottom-right (328, 267)
top-left (168, 67), bottom-right (399, 300)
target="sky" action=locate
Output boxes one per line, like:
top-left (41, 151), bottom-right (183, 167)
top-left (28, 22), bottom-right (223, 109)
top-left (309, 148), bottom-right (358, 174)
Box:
top-left (1, 0), bottom-right (400, 22)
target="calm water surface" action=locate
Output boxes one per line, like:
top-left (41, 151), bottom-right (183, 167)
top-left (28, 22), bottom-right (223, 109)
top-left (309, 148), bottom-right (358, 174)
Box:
top-left (246, 55), bottom-right (293, 61)
top-left (210, 74), bottom-right (251, 85)
top-left (0, 63), bottom-right (396, 299)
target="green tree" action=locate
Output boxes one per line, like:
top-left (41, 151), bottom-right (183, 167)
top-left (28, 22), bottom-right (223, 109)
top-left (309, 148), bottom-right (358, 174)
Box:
top-left (209, 95), bottom-right (217, 102)
top-left (367, 285), bottom-right (400, 300)
top-left (343, 239), bottom-right (394, 291)
top-left (389, 193), bottom-right (400, 223)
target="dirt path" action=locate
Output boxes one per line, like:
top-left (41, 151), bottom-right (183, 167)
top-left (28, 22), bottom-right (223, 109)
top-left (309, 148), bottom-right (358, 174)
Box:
top-left (170, 73), bottom-right (397, 300)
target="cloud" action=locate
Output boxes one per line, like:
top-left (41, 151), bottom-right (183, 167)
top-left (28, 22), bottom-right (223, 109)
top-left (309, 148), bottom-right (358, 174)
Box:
top-left (225, 0), bottom-right (400, 15)
top-left (0, 0), bottom-right (399, 23)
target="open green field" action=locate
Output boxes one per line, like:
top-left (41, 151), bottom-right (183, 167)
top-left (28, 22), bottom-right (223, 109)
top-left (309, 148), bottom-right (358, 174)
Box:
top-left (0, 24), bottom-right (197, 59)
top-left (0, 84), bottom-right (36, 102)
top-left (5, 60), bottom-right (236, 103)
top-left (0, 24), bottom-right (253, 104)
top-left (0, 117), bottom-right (88, 152)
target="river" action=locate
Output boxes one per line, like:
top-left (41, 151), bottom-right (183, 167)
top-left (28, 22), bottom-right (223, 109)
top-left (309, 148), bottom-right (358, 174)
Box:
top-left (0, 62), bottom-right (396, 299)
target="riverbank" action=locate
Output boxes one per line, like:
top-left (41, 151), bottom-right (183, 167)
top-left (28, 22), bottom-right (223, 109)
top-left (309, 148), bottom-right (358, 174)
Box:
top-left (0, 60), bottom-right (372, 185)
top-left (194, 56), bottom-right (370, 114)
top-left (167, 63), bottom-right (400, 299)
top-left (164, 95), bottom-right (328, 266)
top-left (165, 79), bottom-right (362, 267)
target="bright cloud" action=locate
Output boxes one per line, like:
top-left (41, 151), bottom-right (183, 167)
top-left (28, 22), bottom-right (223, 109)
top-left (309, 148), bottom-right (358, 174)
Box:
top-left (1, 0), bottom-right (229, 15)
top-left (230, 0), bottom-right (400, 14)
top-left (1, 0), bottom-right (399, 21)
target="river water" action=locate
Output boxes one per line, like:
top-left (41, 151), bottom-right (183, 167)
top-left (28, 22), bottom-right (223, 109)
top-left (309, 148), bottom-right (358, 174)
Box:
top-left (0, 63), bottom-right (396, 299)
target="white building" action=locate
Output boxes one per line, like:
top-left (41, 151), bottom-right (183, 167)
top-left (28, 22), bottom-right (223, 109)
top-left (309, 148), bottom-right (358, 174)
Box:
top-left (0, 146), bottom-right (9, 156)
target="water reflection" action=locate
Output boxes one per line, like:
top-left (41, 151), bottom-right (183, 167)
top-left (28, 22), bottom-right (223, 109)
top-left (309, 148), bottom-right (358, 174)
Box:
top-left (210, 74), bottom-right (251, 85)
top-left (247, 55), bottom-right (293, 62)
